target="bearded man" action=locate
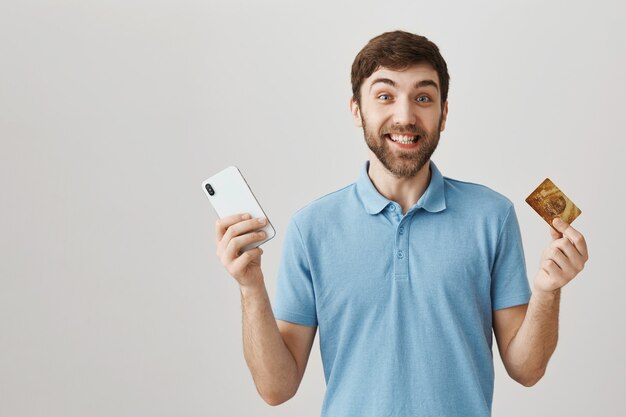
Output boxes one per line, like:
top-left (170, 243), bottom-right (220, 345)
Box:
top-left (214, 30), bottom-right (589, 417)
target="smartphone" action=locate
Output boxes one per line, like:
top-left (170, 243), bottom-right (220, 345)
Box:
top-left (202, 166), bottom-right (276, 251)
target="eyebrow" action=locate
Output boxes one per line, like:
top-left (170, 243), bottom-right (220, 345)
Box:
top-left (369, 78), bottom-right (439, 92)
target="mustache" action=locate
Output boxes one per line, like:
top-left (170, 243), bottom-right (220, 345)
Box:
top-left (381, 125), bottom-right (428, 136)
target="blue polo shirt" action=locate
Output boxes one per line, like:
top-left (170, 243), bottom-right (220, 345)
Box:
top-left (273, 160), bottom-right (531, 417)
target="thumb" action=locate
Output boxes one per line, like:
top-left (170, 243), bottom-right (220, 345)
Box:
top-left (550, 217), bottom-right (568, 240)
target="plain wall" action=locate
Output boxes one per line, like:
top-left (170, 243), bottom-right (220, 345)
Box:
top-left (1, 0), bottom-right (625, 416)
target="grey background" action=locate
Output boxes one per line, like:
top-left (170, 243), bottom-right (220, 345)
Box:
top-left (1, 0), bottom-right (624, 416)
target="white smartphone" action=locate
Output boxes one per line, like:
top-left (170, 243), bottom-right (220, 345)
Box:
top-left (202, 166), bottom-right (276, 251)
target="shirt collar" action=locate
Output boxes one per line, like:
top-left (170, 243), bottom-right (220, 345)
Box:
top-left (355, 160), bottom-right (447, 215)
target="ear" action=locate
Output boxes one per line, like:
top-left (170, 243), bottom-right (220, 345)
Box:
top-left (439, 101), bottom-right (449, 132)
top-left (349, 96), bottom-right (363, 127)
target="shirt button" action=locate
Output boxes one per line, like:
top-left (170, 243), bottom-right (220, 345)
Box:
top-left (390, 205), bottom-right (395, 211)
top-left (399, 227), bottom-right (404, 234)
top-left (397, 250), bottom-right (404, 259)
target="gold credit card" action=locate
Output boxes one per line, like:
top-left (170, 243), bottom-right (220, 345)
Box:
top-left (525, 178), bottom-right (581, 226)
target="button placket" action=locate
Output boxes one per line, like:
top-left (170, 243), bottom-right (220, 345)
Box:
top-left (394, 217), bottom-right (410, 281)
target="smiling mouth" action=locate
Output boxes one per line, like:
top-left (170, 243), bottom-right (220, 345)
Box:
top-left (385, 134), bottom-right (419, 144)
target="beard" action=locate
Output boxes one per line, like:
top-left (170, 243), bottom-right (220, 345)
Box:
top-left (362, 113), bottom-right (442, 179)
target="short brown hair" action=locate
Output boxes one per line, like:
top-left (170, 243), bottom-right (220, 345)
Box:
top-left (351, 30), bottom-right (450, 108)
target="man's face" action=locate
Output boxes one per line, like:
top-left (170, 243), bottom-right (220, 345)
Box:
top-left (350, 63), bottom-right (448, 178)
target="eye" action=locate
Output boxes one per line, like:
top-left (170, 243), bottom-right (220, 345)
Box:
top-left (417, 95), bottom-right (431, 103)
top-left (377, 94), bottom-right (392, 101)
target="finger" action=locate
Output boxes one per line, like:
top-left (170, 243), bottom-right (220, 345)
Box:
top-left (546, 245), bottom-right (576, 277)
top-left (549, 225), bottom-right (562, 241)
top-left (540, 259), bottom-right (569, 290)
top-left (217, 217), bottom-right (266, 260)
top-left (552, 238), bottom-right (585, 271)
top-left (216, 213), bottom-right (251, 243)
top-left (230, 247), bottom-right (263, 272)
top-left (542, 258), bottom-right (562, 277)
top-left (222, 217), bottom-right (268, 245)
top-left (552, 218), bottom-right (588, 259)
top-left (224, 230), bottom-right (267, 261)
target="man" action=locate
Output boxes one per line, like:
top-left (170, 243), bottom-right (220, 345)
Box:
top-left (215, 30), bottom-right (588, 416)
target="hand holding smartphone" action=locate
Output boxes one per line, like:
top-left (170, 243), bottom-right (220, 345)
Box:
top-left (202, 166), bottom-right (276, 252)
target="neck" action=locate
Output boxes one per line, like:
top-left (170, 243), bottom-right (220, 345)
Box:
top-left (367, 155), bottom-right (432, 215)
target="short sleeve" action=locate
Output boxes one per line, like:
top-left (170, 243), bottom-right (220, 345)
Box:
top-left (491, 205), bottom-right (532, 310)
top-left (272, 218), bottom-right (318, 326)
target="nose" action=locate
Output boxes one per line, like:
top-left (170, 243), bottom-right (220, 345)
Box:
top-left (392, 97), bottom-right (417, 126)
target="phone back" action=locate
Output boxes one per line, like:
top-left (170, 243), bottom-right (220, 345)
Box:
top-left (202, 166), bottom-right (275, 250)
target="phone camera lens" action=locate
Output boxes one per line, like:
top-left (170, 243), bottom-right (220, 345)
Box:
top-left (206, 184), bottom-right (215, 196)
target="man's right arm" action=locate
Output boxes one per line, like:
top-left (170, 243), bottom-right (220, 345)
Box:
top-left (216, 214), bottom-right (317, 406)
top-left (241, 283), bottom-right (316, 405)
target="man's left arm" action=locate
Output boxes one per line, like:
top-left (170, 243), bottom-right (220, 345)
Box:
top-left (493, 217), bottom-right (589, 387)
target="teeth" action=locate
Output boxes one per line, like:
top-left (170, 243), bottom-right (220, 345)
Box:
top-left (389, 134), bottom-right (417, 144)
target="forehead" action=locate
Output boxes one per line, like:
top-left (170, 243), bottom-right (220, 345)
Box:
top-left (364, 63), bottom-right (440, 91)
